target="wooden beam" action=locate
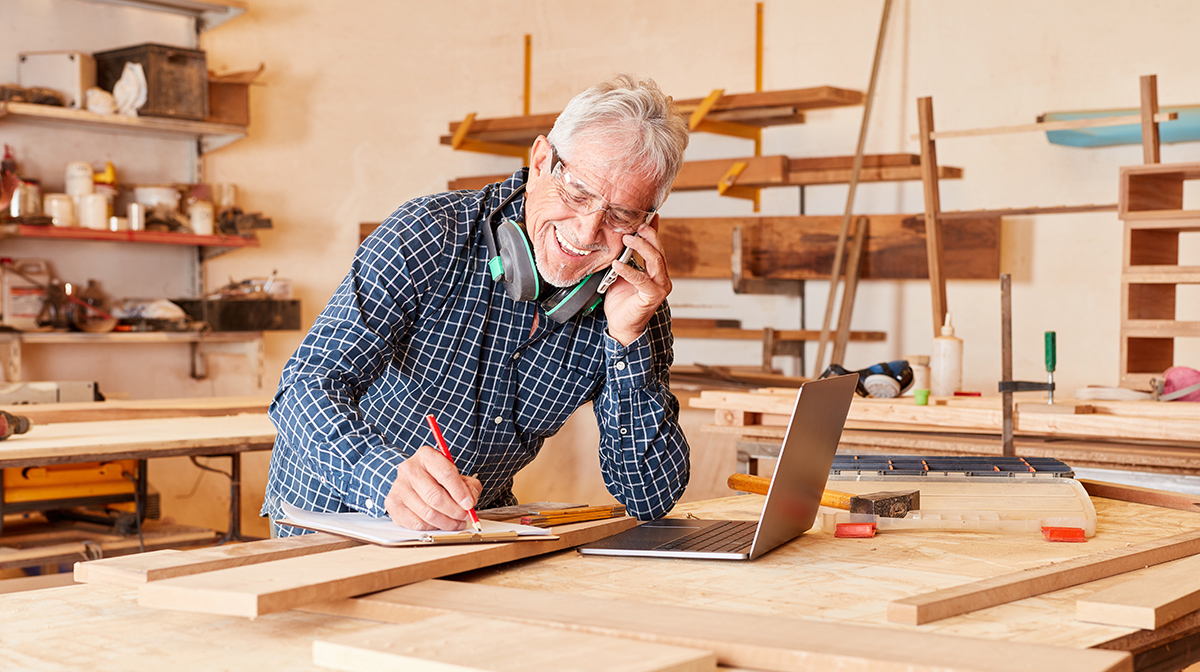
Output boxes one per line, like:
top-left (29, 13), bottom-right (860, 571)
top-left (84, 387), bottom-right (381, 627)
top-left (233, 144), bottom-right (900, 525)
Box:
top-left (446, 156), bottom-right (961, 192)
top-left (1076, 554), bottom-right (1200, 630)
top-left (77, 532), bottom-right (361, 587)
top-left (830, 216), bottom-right (868, 365)
top-left (925, 111), bottom-right (1177, 140)
top-left (918, 96), bottom-right (949, 336)
top-left (888, 528), bottom-right (1200, 625)
top-left (303, 579), bottom-right (1132, 672)
top-left (136, 516), bottom-right (637, 618)
top-left (672, 326), bottom-right (884, 343)
top-left (659, 215), bottom-right (999, 281)
top-left (1140, 75), bottom-right (1161, 164)
top-left (1079, 479), bottom-right (1200, 513)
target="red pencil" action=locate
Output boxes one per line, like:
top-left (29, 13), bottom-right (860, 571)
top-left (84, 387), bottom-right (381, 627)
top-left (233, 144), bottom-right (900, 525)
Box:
top-left (425, 413), bottom-right (483, 533)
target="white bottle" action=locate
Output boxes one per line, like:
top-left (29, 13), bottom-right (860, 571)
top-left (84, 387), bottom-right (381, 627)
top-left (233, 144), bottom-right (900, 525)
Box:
top-left (905, 354), bottom-right (930, 394)
top-left (930, 312), bottom-right (963, 397)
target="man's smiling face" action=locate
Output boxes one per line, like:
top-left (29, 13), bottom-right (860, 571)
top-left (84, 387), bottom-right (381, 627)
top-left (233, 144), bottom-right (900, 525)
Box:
top-left (523, 136), bottom-right (658, 288)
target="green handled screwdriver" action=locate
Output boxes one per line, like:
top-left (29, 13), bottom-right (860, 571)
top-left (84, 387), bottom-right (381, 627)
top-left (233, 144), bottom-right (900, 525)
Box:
top-left (1045, 331), bottom-right (1056, 405)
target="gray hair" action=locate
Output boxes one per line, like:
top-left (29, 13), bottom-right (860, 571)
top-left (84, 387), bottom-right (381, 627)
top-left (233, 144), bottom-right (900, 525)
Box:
top-left (547, 74), bottom-right (689, 209)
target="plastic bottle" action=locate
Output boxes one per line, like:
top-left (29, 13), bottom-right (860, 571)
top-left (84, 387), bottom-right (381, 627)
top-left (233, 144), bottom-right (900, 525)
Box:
top-left (905, 354), bottom-right (931, 394)
top-left (930, 312), bottom-right (963, 397)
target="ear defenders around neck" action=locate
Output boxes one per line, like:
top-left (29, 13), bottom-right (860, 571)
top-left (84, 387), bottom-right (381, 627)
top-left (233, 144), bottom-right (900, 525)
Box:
top-left (479, 182), bottom-right (612, 324)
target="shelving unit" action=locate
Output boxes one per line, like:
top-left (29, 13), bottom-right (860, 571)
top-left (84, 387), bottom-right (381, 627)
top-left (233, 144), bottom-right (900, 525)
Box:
top-left (1117, 162), bottom-right (1200, 389)
top-left (0, 0), bottom-right (265, 387)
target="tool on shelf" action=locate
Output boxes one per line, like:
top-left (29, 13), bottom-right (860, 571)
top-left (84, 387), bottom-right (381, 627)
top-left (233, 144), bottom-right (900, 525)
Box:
top-left (0, 409), bottom-right (32, 440)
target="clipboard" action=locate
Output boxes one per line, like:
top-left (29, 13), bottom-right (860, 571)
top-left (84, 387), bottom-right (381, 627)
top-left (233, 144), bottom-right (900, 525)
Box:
top-left (278, 501), bottom-right (558, 547)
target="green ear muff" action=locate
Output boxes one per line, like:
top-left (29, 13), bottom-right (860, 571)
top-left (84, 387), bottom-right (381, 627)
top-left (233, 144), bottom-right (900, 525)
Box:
top-left (494, 218), bottom-right (540, 301)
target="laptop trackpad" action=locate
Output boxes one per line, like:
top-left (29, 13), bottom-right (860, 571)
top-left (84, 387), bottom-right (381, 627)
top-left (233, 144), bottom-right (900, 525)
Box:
top-left (582, 519), bottom-right (715, 550)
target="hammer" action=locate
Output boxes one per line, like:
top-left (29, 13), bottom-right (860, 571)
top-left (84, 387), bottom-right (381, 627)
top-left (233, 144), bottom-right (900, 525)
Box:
top-left (727, 473), bottom-right (919, 518)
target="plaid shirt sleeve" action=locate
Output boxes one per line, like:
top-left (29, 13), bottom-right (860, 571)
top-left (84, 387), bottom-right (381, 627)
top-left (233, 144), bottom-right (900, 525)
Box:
top-left (595, 304), bottom-right (690, 520)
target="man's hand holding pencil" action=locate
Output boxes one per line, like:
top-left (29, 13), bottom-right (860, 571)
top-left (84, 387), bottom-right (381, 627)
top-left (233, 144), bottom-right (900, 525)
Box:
top-left (382, 414), bottom-right (483, 532)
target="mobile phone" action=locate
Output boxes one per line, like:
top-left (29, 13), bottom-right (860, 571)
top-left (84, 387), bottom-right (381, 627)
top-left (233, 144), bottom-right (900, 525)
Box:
top-left (597, 246), bottom-right (635, 294)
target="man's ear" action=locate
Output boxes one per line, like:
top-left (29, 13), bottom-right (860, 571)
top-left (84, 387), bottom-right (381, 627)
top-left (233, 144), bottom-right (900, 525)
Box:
top-left (529, 135), bottom-right (552, 180)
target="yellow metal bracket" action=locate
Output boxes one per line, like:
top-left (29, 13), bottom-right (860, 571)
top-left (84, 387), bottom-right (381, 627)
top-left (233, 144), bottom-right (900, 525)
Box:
top-left (449, 113), bottom-right (529, 160)
top-left (717, 161), bottom-right (759, 202)
top-left (688, 89), bottom-right (762, 142)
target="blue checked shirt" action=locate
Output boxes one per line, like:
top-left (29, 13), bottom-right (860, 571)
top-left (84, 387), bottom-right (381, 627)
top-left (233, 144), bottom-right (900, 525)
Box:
top-left (263, 169), bottom-right (690, 534)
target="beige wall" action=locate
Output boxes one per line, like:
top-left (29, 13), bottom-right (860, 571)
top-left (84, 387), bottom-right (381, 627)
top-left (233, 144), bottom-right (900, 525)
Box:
top-left (5, 0), bottom-right (1200, 530)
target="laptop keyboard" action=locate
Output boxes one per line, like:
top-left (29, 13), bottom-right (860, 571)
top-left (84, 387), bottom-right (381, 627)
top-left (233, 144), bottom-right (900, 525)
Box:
top-left (655, 520), bottom-right (758, 554)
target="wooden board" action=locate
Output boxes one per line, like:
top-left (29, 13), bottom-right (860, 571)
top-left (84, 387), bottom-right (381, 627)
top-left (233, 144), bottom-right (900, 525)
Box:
top-left (306, 579), bottom-right (1131, 672)
top-left (658, 215), bottom-right (999, 281)
top-left (888, 528), bottom-right (1200, 625)
top-left (0, 396), bottom-right (271, 425)
top-left (439, 86), bottom-right (865, 147)
top-left (0, 413), bottom-right (276, 468)
top-left (1, 521), bottom-right (219, 571)
top-left (1076, 554), bottom-right (1200, 629)
top-left (312, 613), bottom-right (717, 672)
top-left (136, 516), bottom-right (638, 618)
top-left (77, 532), bottom-right (360, 587)
top-left (447, 161), bottom-right (963, 192)
top-left (1079, 479), bottom-right (1200, 513)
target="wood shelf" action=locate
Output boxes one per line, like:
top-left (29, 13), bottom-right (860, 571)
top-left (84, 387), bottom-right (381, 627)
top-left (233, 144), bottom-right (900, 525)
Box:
top-left (0, 102), bottom-right (247, 152)
top-left (447, 153), bottom-right (962, 192)
top-left (1, 223), bottom-right (259, 255)
top-left (83, 0), bottom-right (246, 31)
top-left (440, 86), bottom-right (864, 151)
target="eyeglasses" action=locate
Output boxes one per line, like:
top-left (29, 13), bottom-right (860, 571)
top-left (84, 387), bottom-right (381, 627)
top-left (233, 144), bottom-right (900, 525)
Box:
top-left (549, 153), bottom-right (656, 236)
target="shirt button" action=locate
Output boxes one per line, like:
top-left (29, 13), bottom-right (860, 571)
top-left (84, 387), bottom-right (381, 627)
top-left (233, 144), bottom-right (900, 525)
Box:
top-left (512, 351), bottom-right (521, 360)
top-left (615, 361), bottom-right (627, 371)
top-left (363, 497), bottom-right (372, 509)
top-left (318, 475), bottom-right (327, 485)
top-left (620, 427), bottom-right (628, 435)
top-left (494, 416), bottom-right (504, 425)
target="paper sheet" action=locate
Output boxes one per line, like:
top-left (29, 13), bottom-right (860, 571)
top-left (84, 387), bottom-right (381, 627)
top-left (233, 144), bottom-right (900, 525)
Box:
top-left (279, 501), bottom-right (552, 545)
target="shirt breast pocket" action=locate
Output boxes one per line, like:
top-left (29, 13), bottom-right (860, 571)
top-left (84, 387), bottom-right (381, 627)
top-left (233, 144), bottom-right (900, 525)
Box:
top-left (514, 348), bottom-right (602, 436)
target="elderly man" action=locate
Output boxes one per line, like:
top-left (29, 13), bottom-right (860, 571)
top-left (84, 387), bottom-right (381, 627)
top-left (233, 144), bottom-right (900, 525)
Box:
top-left (264, 74), bottom-right (691, 535)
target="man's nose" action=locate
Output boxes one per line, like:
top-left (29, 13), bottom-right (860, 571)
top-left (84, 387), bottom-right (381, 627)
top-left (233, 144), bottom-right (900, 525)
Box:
top-left (575, 207), bottom-right (609, 241)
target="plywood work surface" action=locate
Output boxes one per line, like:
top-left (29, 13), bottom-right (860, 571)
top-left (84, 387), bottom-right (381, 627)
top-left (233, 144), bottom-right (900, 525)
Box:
top-left (451, 494), bottom-right (1200, 650)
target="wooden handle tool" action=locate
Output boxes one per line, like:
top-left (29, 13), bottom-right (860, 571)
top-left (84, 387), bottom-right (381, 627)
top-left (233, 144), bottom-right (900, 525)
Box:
top-left (727, 473), bottom-right (919, 518)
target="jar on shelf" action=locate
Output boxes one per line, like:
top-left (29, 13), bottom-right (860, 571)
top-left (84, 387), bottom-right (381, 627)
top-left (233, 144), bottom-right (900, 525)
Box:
top-left (72, 279), bottom-right (118, 333)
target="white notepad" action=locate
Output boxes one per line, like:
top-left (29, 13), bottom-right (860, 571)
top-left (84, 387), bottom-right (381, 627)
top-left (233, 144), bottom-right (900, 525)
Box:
top-left (279, 500), bottom-right (554, 546)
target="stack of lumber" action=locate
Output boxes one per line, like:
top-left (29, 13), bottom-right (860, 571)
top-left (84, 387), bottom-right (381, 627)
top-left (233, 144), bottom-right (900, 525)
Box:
top-left (690, 389), bottom-right (1200, 475)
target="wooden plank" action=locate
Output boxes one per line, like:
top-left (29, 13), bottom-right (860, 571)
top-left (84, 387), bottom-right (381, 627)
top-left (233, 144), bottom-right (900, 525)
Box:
top-left (1140, 75), bottom-right (1162, 164)
top-left (926, 111), bottom-right (1177, 140)
top-left (312, 613), bottom-right (717, 672)
top-left (0, 413), bottom-right (276, 468)
top-left (1076, 554), bottom-right (1200, 630)
top-left (917, 96), bottom-right (948, 336)
top-left (672, 326), bottom-right (884, 342)
top-left (0, 396), bottom-right (271, 425)
top-left (446, 160), bottom-right (961, 192)
top-left (78, 532), bottom-right (361, 587)
top-left (0, 572), bottom-right (76, 594)
top-left (670, 155), bottom-right (789, 191)
top-left (659, 215), bottom-right (999, 281)
top-left (136, 516), bottom-right (638, 618)
top-left (0, 522), bottom-right (219, 571)
top-left (304, 579), bottom-right (1132, 672)
top-left (888, 528), bottom-right (1200, 625)
top-left (1079, 479), bottom-right (1200, 513)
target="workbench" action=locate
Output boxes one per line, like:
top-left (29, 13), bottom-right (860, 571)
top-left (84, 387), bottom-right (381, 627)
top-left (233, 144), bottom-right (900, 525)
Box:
top-left (4, 492), bottom-right (1200, 671)
top-left (0, 400), bottom-right (275, 558)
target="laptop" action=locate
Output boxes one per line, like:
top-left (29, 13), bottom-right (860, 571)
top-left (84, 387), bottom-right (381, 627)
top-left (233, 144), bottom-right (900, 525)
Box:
top-left (577, 373), bottom-right (858, 560)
